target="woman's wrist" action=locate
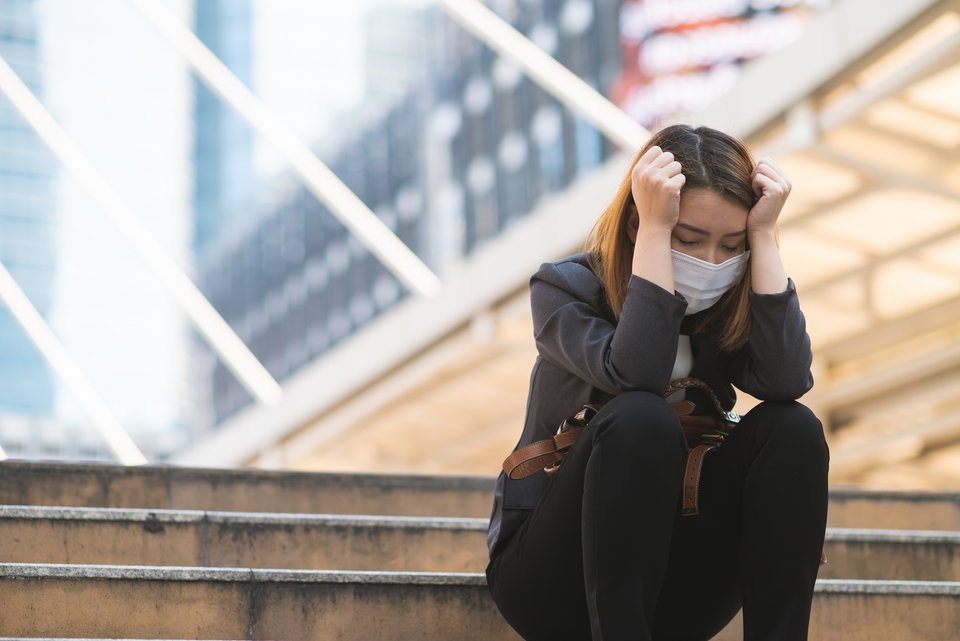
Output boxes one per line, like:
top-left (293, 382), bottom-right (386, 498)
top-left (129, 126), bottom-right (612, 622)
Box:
top-left (632, 226), bottom-right (674, 294)
top-left (748, 228), bottom-right (788, 295)
top-left (747, 227), bottom-right (777, 248)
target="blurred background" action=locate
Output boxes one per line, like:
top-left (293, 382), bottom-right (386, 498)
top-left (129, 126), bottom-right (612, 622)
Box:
top-left (0, 0), bottom-right (958, 490)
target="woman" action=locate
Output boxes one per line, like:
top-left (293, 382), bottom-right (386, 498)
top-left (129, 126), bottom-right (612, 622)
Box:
top-left (486, 124), bottom-right (829, 641)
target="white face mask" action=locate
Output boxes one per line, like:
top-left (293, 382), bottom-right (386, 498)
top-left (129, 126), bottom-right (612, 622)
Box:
top-left (672, 250), bottom-right (750, 315)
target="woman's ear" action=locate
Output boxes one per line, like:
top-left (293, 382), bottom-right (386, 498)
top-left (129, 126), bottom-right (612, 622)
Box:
top-left (626, 208), bottom-right (639, 244)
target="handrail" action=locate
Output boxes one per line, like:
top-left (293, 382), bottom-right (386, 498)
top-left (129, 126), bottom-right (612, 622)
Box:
top-left (0, 54), bottom-right (283, 409)
top-left (131, 0), bottom-right (441, 298)
top-left (0, 259), bottom-right (146, 465)
top-left (436, 0), bottom-right (649, 151)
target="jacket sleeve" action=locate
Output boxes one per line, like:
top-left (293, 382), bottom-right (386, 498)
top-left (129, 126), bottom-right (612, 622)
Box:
top-left (727, 279), bottom-right (814, 400)
top-left (531, 261), bottom-right (687, 395)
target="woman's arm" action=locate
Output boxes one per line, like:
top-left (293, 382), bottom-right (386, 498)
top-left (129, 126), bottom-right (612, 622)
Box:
top-left (529, 147), bottom-right (688, 394)
top-left (531, 262), bottom-right (686, 396)
top-left (728, 282), bottom-right (814, 400)
top-left (630, 145), bottom-right (684, 293)
top-left (730, 157), bottom-right (813, 399)
top-left (747, 157), bottom-right (790, 295)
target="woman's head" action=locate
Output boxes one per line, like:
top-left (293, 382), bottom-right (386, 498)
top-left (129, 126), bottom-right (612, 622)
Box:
top-left (584, 124), bottom-right (759, 350)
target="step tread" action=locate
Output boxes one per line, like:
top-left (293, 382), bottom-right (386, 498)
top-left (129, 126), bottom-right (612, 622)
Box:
top-left (824, 527), bottom-right (960, 543)
top-left (0, 505), bottom-right (488, 530)
top-left (5, 505), bottom-right (959, 542)
top-left (0, 460), bottom-right (495, 490)
top-left (4, 562), bottom-right (960, 595)
top-left (5, 461), bottom-right (959, 500)
top-left (0, 562), bottom-right (488, 585)
top-left (816, 579), bottom-right (960, 595)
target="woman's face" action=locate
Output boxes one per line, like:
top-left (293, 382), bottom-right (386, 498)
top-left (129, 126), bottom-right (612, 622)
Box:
top-left (628, 188), bottom-right (749, 265)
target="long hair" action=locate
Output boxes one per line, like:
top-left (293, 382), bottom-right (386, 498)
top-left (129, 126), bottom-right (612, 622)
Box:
top-left (583, 124), bottom-right (758, 351)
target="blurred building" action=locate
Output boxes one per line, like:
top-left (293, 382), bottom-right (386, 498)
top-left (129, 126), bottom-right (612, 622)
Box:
top-left (193, 0), bottom-right (258, 258)
top-left (0, 0), bottom-right (57, 423)
top-left (194, 0), bottom-right (624, 426)
top-left (363, 4), bottom-right (437, 108)
top-left (0, 0), bottom-right (196, 461)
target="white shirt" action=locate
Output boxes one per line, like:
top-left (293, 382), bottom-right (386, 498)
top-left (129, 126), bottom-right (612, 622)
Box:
top-left (665, 335), bottom-right (692, 403)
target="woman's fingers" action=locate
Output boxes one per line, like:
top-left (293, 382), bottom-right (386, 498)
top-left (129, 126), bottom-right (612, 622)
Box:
top-left (754, 157), bottom-right (791, 191)
top-left (753, 172), bottom-right (778, 193)
top-left (649, 150), bottom-right (675, 169)
top-left (637, 145), bottom-right (662, 165)
top-left (631, 145), bottom-right (684, 233)
top-left (666, 172), bottom-right (686, 190)
top-left (661, 160), bottom-right (682, 178)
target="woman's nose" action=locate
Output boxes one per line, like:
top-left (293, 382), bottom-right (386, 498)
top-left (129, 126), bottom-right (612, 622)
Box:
top-left (703, 247), bottom-right (722, 265)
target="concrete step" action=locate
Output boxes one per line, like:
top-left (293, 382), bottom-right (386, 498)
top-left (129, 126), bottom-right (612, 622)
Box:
top-left (3, 506), bottom-right (959, 581)
top-left (827, 487), bottom-right (960, 530)
top-left (0, 460), bottom-right (495, 517)
top-left (0, 564), bottom-right (958, 640)
top-left (0, 506), bottom-right (488, 572)
top-left (0, 563), bottom-right (517, 640)
top-left (820, 528), bottom-right (960, 581)
top-left (712, 580), bottom-right (960, 641)
top-left (7, 460), bottom-right (960, 530)
top-left (4, 461), bottom-right (960, 529)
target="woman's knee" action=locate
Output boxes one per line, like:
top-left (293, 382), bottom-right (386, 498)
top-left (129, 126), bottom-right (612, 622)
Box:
top-left (746, 401), bottom-right (828, 461)
top-left (592, 391), bottom-right (686, 453)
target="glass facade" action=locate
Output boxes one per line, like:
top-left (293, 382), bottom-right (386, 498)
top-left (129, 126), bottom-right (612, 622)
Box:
top-left (0, 0), bottom-right (195, 460)
top-left (0, 0), bottom-right (57, 417)
top-left (193, 0), bottom-right (257, 258)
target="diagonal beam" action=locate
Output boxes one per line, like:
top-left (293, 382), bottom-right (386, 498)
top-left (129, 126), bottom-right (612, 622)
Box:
top-left (817, 296), bottom-right (960, 363)
top-left (0, 260), bottom-right (146, 465)
top-left (0, 55), bottom-right (282, 407)
top-left (131, 0), bottom-right (440, 298)
top-left (436, 0), bottom-right (649, 151)
top-left (800, 215), bottom-right (960, 296)
top-left (817, 26), bottom-right (960, 133)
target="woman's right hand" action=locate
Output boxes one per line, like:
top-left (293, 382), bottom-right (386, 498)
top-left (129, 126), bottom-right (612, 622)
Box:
top-left (630, 145), bottom-right (685, 234)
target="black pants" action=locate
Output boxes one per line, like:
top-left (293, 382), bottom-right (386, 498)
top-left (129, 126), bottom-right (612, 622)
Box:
top-left (486, 391), bottom-right (829, 641)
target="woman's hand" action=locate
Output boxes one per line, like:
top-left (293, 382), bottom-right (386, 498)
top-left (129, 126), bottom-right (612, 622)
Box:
top-left (748, 157), bottom-right (790, 294)
top-left (629, 146), bottom-right (681, 294)
top-left (631, 145), bottom-right (685, 233)
top-left (748, 157), bottom-right (791, 234)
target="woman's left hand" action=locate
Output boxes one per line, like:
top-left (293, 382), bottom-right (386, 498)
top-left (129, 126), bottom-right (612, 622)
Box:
top-left (748, 157), bottom-right (791, 234)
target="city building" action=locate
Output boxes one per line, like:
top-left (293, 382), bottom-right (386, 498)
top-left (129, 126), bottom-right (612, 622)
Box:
top-left (0, 0), bottom-right (195, 460)
top-left (195, 0), bottom-right (623, 426)
top-left (0, 0), bottom-right (57, 425)
top-left (192, 0), bottom-right (258, 258)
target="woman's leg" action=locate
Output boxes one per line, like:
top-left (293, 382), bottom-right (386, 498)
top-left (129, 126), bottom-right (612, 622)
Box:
top-left (487, 391), bottom-right (688, 641)
top-left (651, 401), bottom-right (829, 641)
top-left (736, 401), bottom-right (829, 639)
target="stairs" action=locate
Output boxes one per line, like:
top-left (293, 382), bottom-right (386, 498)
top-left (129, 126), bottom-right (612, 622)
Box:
top-left (1, 461), bottom-right (959, 639)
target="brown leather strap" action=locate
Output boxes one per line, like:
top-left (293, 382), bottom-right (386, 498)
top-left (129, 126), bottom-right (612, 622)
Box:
top-left (502, 380), bottom-right (735, 482)
top-left (672, 400), bottom-right (696, 416)
top-left (503, 427), bottom-right (585, 479)
top-left (682, 443), bottom-right (717, 516)
top-left (665, 378), bottom-right (728, 418)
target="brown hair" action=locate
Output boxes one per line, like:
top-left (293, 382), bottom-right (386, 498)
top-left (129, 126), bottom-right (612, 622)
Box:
top-left (583, 124), bottom-right (758, 351)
